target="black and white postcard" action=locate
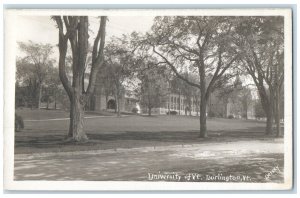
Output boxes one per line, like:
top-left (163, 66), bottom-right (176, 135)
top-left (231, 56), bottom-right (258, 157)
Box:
top-left (3, 8), bottom-right (293, 191)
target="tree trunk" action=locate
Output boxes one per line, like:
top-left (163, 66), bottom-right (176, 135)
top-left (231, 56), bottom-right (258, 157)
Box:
top-left (148, 106), bottom-right (152, 116)
top-left (199, 60), bottom-right (207, 138)
top-left (196, 98), bottom-right (199, 116)
top-left (178, 93), bottom-right (181, 115)
top-left (275, 88), bottom-right (281, 137)
top-left (116, 87), bottom-right (121, 116)
top-left (265, 105), bottom-right (274, 135)
top-left (68, 93), bottom-right (88, 142)
top-left (105, 94), bottom-right (108, 110)
top-left (54, 16), bottom-right (107, 143)
top-left (117, 96), bottom-right (121, 117)
top-left (46, 92), bottom-right (49, 110)
top-left (38, 85), bottom-right (42, 109)
top-left (199, 96), bottom-right (207, 138)
top-left (168, 93), bottom-right (170, 115)
top-left (114, 94), bottom-right (117, 113)
top-left (245, 103), bottom-right (248, 120)
top-left (54, 91), bottom-right (57, 110)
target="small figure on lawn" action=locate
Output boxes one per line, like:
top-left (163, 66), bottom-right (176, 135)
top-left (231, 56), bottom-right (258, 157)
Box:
top-left (15, 113), bottom-right (24, 132)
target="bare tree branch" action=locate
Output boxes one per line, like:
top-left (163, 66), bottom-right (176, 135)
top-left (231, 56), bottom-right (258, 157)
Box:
top-left (153, 46), bottom-right (200, 89)
top-left (86, 16), bottom-right (107, 96)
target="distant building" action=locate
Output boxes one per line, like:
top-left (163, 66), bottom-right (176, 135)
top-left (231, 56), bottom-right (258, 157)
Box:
top-left (89, 73), bottom-right (255, 119)
top-left (88, 86), bottom-right (140, 113)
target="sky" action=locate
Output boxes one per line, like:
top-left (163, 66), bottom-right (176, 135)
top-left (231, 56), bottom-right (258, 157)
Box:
top-left (16, 15), bottom-right (155, 57)
top-left (15, 15), bottom-right (258, 98)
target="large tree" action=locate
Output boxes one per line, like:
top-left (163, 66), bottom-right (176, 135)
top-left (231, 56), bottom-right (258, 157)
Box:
top-left (16, 58), bottom-right (39, 108)
top-left (104, 36), bottom-right (136, 116)
top-left (53, 16), bottom-right (107, 142)
top-left (235, 16), bottom-right (284, 136)
top-left (147, 16), bottom-right (239, 138)
top-left (136, 58), bottom-right (169, 116)
top-left (17, 41), bottom-right (54, 109)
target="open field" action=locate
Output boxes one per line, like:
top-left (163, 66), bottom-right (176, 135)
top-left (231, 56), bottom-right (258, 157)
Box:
top-left (14, 109), bottom-right (277, 154)
top-left (14, 109), bottom-right (284, 182)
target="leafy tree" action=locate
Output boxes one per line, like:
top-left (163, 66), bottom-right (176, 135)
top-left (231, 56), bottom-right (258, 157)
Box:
top-left (255, 99), bottom-right (266, 119)
top-left (235, 16), bottom-right (284, 136)
top-left (53, 16), bottom-right (107, 142)
top-left (136, 58), bottom-right (169, 116)
top-left (16, 58), bottom-right (38, 108)
top-left (17, 41), bottom-right (54, 108)
top-left (104, 36), bottom-right (136, 116)
top-left (147, 16), bottom-right (240, 138)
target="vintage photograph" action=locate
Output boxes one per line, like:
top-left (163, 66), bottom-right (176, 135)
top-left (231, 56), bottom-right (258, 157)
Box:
top-left (4, 9), bottom-right (293, 190)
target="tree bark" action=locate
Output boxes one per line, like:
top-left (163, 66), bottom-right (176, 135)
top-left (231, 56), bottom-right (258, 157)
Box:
top-left (54, 90), bottom-right (57, 110)
top-left (38, 85), bottom-right (42, 109)
top-left (178, 93), bottom-right (181, 115)
top-left (199, 96), bottom-right (207, 138)
top-left (168, 92), bottom-right (171, 115)
top-left (262, 93), bottom-right (274, 135)
top-left (54, 16), bottom-right (106, 142)
top-left (199, 59), bottom-right (207, 138)
top-left (68, 93), bottom-right (88, 142)
top-left (105, 94), bottom-right (108, 110)
top-left (114, 94), bottom-right (117, 113)
top-left (46, 98), bottom-right (49, 109)
top-left (46, 90), bottom-right (49, 110)
top-left (275, 87), bottom-right (281, 137)
top-left (265, 109), bottom-right (273, 135)
top-left (117, 95), bottom-right (121, 117)
top-left (148, 106), bottom-right (152, 116)
top-left (244, 102), bottom-right (248, 120)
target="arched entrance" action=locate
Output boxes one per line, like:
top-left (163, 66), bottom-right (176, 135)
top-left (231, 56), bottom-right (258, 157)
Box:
top-left (107, 99), bottom-right (116, 110)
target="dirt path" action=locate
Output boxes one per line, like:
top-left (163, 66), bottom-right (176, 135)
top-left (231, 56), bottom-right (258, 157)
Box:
top-left (14, 139), bottom-right (284, 182)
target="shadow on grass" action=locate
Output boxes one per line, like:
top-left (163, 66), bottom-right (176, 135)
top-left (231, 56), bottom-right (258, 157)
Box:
top-left (15, 125), bottom-right (282, 154)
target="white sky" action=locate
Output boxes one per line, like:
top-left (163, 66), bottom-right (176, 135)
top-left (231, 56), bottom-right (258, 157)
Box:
top-left (15, 15), bottom-right (258, 97)
top-left (16, 15), bottom-right (155, 57)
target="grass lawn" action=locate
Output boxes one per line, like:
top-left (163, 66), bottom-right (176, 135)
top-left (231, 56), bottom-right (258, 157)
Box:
top-left (16, 108), bottom-right (116, 120)
top-left (14, 109), bottom-right (284, 182)
top-left (15, 108), bottom-right (277, 154)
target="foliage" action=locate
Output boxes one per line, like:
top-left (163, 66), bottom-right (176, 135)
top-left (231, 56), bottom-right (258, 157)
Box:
top-left (255, 100), bottom-right (266, 119)
top-left (16, 41), bottom-right (55, 109)
top-left (145, 16), bottom-right (241, 137)
top-left (227, 115), bottom-right (234, 119)
top-left (235, 16), bottom-right (284, 135)
top-left (135, 56), bottom-right (169, 115)
top-left (132, 107), bottom-right (139, 114)
top-left (102, 35), bottom-right (137, 115)
top-left (208, 111), bottom-right (216, 118)
top-left (167, 110), bottom-right (178, 115)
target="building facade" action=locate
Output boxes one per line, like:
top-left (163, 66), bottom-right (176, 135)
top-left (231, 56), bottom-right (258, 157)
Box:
top-left (89, 73), bottom-right (255, 118)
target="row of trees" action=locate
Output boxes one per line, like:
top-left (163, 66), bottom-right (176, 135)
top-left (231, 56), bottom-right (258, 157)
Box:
top-left (143, 16), bottom-right (284, 138)
top-left (17, 15), bottom-right (284, 142)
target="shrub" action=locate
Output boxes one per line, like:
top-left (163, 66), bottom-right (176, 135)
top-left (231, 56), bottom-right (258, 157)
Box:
top-left (167, 110), bottom-right (177, 115)
top-left (228, 115), bottom-right (234, 119)
top-left (208, 111), bottom-right (215, 117)
top-left (132, 107), bottom-right (138, 114)
top-left (15, 114), bottom-right (24, 132)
